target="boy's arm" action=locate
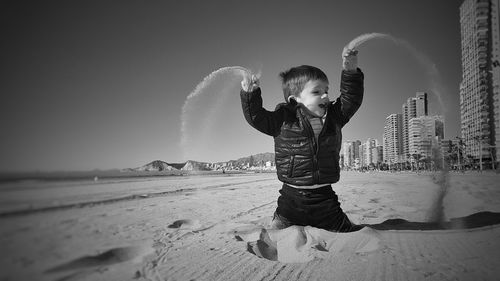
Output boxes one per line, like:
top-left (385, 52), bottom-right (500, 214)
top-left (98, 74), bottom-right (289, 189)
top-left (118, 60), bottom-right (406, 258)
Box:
top-left (240, 79), bottom-right (283, 137)
top-left (334, 49), bottom-right (364, 127)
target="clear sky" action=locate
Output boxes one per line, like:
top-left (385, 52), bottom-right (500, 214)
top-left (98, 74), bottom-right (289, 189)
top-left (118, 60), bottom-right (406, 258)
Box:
top-left (0, 0), bottom-right (463, 172)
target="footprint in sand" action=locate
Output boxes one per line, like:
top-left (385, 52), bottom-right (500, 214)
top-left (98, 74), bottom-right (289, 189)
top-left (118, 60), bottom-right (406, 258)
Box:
top-left (45, 244), bottom-right (154, 274)
top-left (168, 219), bottom-right (201, 229)
top-left (246, 229), bottom-right (278, 261)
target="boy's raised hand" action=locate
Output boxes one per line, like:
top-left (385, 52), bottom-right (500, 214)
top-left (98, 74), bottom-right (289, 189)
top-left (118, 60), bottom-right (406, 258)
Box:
top-left (241, 74), bottom-right (260, 92)
top-left (342, 48), bottom-right (358, 72)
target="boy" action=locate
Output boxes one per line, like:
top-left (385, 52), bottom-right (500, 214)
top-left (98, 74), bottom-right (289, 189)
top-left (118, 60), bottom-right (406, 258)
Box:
top-left (240, 49), bottom-right (363, 232)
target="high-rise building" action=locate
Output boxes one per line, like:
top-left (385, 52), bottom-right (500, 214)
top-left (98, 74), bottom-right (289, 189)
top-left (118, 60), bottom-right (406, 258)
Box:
top-left (383, 114), bottom-right (403, 164)
top-left (353, 140), bottom-right (361, 163)
top-left (359, 142), bottom-right (366, 167)
top-left (409, 115), bottom-right (445, 159)
top-left (402, 92), bottom-right (428, 160)
top-left (342, 140), bottom-right (361, 168)
top-left (346, 138), bottom-right (382, 168)
top-left (361, 138), bottom-right (378, 167)
top-left (402, 102), bottom-right (411, 159)
top-left (416, 92), bottom-right (429, 117)
top-left (342, 141), bottom-right (353, 168)
top-left (460, 0), bottom-right (500, 164)
top-left (374, 145), bottom-right (384, 165)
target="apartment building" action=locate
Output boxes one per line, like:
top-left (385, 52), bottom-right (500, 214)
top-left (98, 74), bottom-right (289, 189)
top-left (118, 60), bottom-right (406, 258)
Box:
top-left (402, 92), bottom-right (429, 159)
top-left (460, 0), bottom-right (500, 163)
top-left (383, 114), bottom-right (403, 164)
top-left (408, 115), bottom-right (445, 160)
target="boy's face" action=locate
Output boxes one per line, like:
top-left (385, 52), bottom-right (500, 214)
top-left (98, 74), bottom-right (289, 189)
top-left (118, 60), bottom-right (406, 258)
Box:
top-left (295, 79), bottom-right (330, 117)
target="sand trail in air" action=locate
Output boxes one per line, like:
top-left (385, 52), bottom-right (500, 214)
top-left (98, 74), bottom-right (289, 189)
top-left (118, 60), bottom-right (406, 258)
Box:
top-left (346, 32), bottom-right (446, 113)
top-left (180, 66), bottom-right (255, 161)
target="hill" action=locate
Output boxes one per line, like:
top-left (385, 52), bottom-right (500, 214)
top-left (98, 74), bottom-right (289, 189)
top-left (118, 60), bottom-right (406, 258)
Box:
top-left (133, 160), bottom-right (177, 172)
top-left (226, 152), bottom-right (275, 167)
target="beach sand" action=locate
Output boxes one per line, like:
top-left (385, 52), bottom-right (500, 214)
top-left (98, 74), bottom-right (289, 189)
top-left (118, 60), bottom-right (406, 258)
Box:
top-left (1, 171), bottom-right (500, 281)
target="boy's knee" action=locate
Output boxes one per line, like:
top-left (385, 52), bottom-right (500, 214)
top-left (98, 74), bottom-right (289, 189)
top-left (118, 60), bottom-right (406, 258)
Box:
top-left (271, 212), bottom-right (293, 230)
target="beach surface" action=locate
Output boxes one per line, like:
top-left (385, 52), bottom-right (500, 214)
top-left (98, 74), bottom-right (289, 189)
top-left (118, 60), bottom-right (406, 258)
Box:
top-left (1, 171), bottom-right (500, 281)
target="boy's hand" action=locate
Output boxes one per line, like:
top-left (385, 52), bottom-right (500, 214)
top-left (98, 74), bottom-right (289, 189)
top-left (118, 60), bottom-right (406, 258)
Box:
top-left (342, 48), bottom-right (358, 72)
top-left (241, 75), bottom-right (260, 92)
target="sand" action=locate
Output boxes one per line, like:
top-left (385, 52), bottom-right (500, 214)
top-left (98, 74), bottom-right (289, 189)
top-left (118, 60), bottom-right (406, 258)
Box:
top-left (1, 171), bottom-right (500, 281)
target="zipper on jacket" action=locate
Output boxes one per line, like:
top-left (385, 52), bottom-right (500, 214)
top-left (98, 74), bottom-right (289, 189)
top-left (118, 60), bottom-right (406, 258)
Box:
top-left (299, 108), bottom-right (319, 183)
top-left (288, 155), bottom-right (295, 178)
top-left (315, 108), bottom-right (329, 182)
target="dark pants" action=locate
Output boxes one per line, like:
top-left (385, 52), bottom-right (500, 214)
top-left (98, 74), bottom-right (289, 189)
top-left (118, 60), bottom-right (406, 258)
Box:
top-left (273, 183), bottom-right (361, 232)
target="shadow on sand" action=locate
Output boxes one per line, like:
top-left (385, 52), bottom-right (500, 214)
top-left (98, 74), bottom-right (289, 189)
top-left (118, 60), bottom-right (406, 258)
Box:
top-left (44, 244), bottom-right (153, 281)
top-left (367, 211), bottom-right (500, 231)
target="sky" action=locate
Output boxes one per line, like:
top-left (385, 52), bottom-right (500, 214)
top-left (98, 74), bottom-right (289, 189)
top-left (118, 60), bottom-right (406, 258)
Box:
top-left (0, 0), bottom-right (464, 172)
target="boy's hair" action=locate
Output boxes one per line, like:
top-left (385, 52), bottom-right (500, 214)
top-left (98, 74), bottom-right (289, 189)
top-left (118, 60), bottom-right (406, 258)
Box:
top-left (279, 65), bottom-right (329, 103)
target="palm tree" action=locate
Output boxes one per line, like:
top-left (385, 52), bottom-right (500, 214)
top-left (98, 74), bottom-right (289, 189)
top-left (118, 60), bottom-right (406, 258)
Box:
top-left (411, 153), bottom-right (422, 172)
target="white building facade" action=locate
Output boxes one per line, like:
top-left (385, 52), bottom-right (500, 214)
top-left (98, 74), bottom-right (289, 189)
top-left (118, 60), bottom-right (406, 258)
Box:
top-left (460, 0), bottom-right (500, 164)
top-left (408, 116), bottom-right (445, 160)
top-left (383, 114), bottom-right (403, 164)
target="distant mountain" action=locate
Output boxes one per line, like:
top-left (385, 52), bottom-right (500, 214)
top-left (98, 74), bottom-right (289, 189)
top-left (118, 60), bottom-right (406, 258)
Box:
top-left (181, 160), bottom-right (211, 171)
top-left (134, 160), bottom-right (177, 172)
top-left (226, 152), bottom-right (275, 166)
top-left (132, 160), bottom-right (213, 172)
top-left (167, 162), bottom-right (187, 170)
top-left (130, 152), bottom-right (275, 172)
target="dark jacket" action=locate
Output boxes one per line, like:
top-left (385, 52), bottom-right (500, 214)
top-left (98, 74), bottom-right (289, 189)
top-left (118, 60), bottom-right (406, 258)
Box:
top-left (240, 69), bottom-right (364, 186)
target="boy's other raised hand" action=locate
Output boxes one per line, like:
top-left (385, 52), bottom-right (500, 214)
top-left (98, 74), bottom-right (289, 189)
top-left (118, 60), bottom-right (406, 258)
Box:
top-left (241, 74), bottom-right (260, 92)
top-left (342, 48), bottom-right (358, 72)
